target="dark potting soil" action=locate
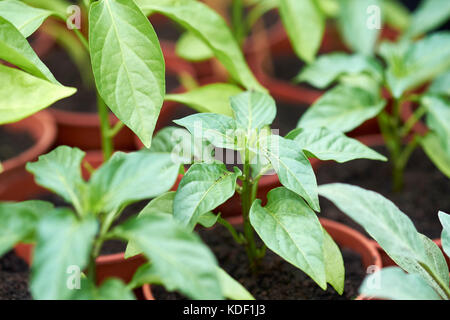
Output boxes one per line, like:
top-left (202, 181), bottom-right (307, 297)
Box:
top-left (317, 146), bottom-right (450, 239)
top-left (0, 251), bottom-right (32, 300)
top-left (0, 127), bottom-right (35, 162)
top-left (152, 224), bottom-right (366, 300)
top-left (273, 101), bottom-right (308, 137)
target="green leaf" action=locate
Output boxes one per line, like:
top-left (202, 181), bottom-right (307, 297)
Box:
top-left (230, 91), bottom-right (277, 131)
top-left (89, 150), bottom-right (179, 214)
top-left (420, 133), bottom-right (450, 178)
top-left (136, 0), bottom-right (265, 92)
top-left (278, 0), bottom-right (325, 63)
top-left (286, 127), bottom-right (387, 162)
top-left (114, 213), bottom-right (223, 300)
top-left (0, 64), bottom-right (76, 124)
top-left (423, 95), bottom-right (450, 152)
top-left (428, 71), bottom-right (450, 96)
top-left (439, 211), bottom-right (450, 258)
top-left (174, 113), bottom-right (237, 150)
top-left (0, 0), bottom-right (53, 37)
top-left (318, 183), bottom-right (450, 299)
top-left (217, 267), bottom-right (254, 300)
top-left (0, 200), bottom-right (53, 256)
top-left (0, 16), bottom-right (57, 83)
top-left (359, 267), bottom-right (442, 300)
top-left (196, 211), bottom-right (219, 229)
top-left (337, 0), bottom-right (382, 56)
top-left (175, 31), bottom-right (214, 62)
top-left (71, 278), bottom-right (135, 300)
top-left (26, 146), bottom-right (87, 215)
top-left (298, 85), bottom-right (385, 133)
top-left (173, 163), bottom-right (240, 229)
top-left (89, 0), bottom-right (165, 148)
top-left (250, 187), bottom-right (326, 289)
top-left (380, 33), bottom-right (450, 98)
top-left (294, 53), bottom-right (383, 89)
top-left (323, 228), bottom-right (345, 295)
top-left (166, 83), bottom-right (243, 116)
top-left (258, 134), bottom-right (319, 211)
top-left (22, 0), bottom-right (69, 16)
top-left (380, 0), bottom-right (411, 31)
top-left (31, 208), bottom-right (98, 300)
top-left (406, 0), bottom-right (450, 37)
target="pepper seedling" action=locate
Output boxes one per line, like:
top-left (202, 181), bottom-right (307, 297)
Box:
top-left (144, 90), bottom-right (387, 294)
top-left (319, 183), bottom-right (450, 300)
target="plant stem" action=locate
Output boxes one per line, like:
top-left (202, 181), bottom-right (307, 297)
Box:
top-left (231, 0), bottom-right (246, 46)
top-left (97, 93), bottom-right (114, 161)
top-left (217, 217), bottom-right (245, 244)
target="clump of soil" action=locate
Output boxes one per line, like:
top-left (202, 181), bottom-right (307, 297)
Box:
top-left (0, 127), bottom-right (35, 162)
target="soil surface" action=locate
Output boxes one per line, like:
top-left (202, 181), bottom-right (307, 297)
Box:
top-left (317, 146), bottom-right (450, 239)
top-left (0, 127), bottom-right (35, 162)
top-left (0, 251), bottom-right (32, 300)
top-left (152, 224), bottom-right (366, 300)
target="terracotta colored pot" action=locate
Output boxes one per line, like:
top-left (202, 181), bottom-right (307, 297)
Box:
top-left (12, 150), bottom-right (182, 285)
top-left (30, 29), bottom-right (55, 58)
top-left (0, 111), bottom-right (57, 198)
top-left (142, 217), bottom-right (382, 300)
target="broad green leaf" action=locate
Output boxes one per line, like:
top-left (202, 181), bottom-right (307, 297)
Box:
top-left (428, 71), bottom-right (450, 96)
top-left (26, 146), bottom-right (87, 214)
top-left (0, 201), bottom-right (53, 256)
top-left (423, 95), bottom-right (450, 152)
top-left (22, 0), bottom-right (69, 16)
top-left (127, 263), bottom-right (162, 289)
top-left (0, 64), bottom-right (76, 124)
top-left (174, 113), bottom-right (237, 150)
top-left (439, 211), bottom-right (450, 258)
top-left (298, 85), bottom-right (386, 133)
top-left (250, 187), bottom-right (326, 289)
top-left (197, 212), bottom-right (219, 229)
top-left (380, 0), bottom-right (410, 31)
top-left (89, 0), bottom-right (165, 148)
top-left (89, 150), bottom-right (179, 214)
top-left (359, 267), bottom-right (442, 300)
top-left (0, 16), bottom-right (57, 83)
top-left (31, 208), bottom-right (98, 300)
top-left (175, 31), bottom-right (214, 62)
top-left (217, 267), bottom-right (254, 300)
top-left (278, 0), bottom-right (325, 63)
top-left (323, 229), bottom-right (345, 295)
top-left (136, 0), bottom-right (265, 92)
top-left (286, 127), bottom-right (387, 162)
top-left (166, 83), bottom-right (243, 116)
top-left (230, 90), bottom-right (277, 131)
top-left (420, 132), bottom-right (450, 178)
top-left (173, 163), bottom-right (240, 229)
top-left (338, 0), bottom-right (382, 56)
top-left (0, 0), bottom-right (53, 37)
top-left (294, 53), bottom-right (383, 89)
top-left (380, 33), bottom-right (450, 98)
top-left (247, 0), bottom-right (279, 27)
top-left (318, 183), bottom-right (450, 299)
top-left (406, 0), bottom-right (450, 37)
top-left (71, 278), bottom-right (135, 300)
top-left (114, 213), bottom-right (223, 300)
top-left (258, 134), bottom-right (319, 211)
top-left (316, 0), bottom-right (340, 17)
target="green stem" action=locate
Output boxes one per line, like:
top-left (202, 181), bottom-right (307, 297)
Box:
top-left (217, 217), bottom-right (245, 244)
top-left (231, 0), bottom-right (246, 46)
top-left (400, 104), bottom-right (427, 137)
top-left (97, 93), bottom-right (114, 160)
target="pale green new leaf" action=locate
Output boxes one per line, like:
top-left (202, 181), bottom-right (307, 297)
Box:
top-left (428, 71), bottom-right (450, 96)
top-left (31, 209), bottom-right (98, 300)
top-left (175, 31), bottom-right (214, 62)
top-left (298, 85), bottom-right (386, 133)
top-left (323, 228), bottom-right (345, 295)
top-left (338, 0), bottom-right (382, 56)
top-left (439, 211), bottom-right (450, 258)
top-left (89, 0), bottom-right (165, 148)
top-left (406, 0), bottom-right (450, 37)
top-left (278, 0), bottom-right (325, 63)
top-left (0, 64), bottom-right (76, 124)
top-left (136, 0), bottom-right (265, 91)
top-left (258, 134), bottom-right (319, 211)
top-left (380, 0), bottom-right (410, 31)
top-left (72, 276), bottom-right (135, 300)
top-left (114, 213), bottom-right (223, 300)
top-left (166, 83), bottom-right (243, 116)
top-left (89, 150), bottom-right (179, 214)
top-left (250, 187), bottom-right (326, 289)
top-left (0, 201), bottom-right (53, 256)
top-left (294, 53), bottom-right (383, 89)
top-left (0, 16), bottom-right (57, 82)
top-left (359, 267), bottom-right (442, 300)
top-left (423, 95), bottom-right (450, 152)
top-left (230, 90), bottom-right (276, 132)
top-left (217, 267), bottom-right (254, 300)
top-left (173, 163), bottom-right (240, 229)
top-left (26, 146), bottom-right (87, 214)
top-left (286, 127), bottom-right (387, 162)
top-left (0, 0), bottom-right (53, 37)
top-left (22, 0), bottom-right (69, 16)
top-left (420, 133), bottom-right (450, 178)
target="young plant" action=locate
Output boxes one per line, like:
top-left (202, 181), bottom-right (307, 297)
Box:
top-left (319, 183), bottom-right (450, 300)
top-left (162, 90), bottom-right (387, 293)
top-left (295, 31), bottom-right (450, 191)
top-left (0, 145), bottom-right (252, 300)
